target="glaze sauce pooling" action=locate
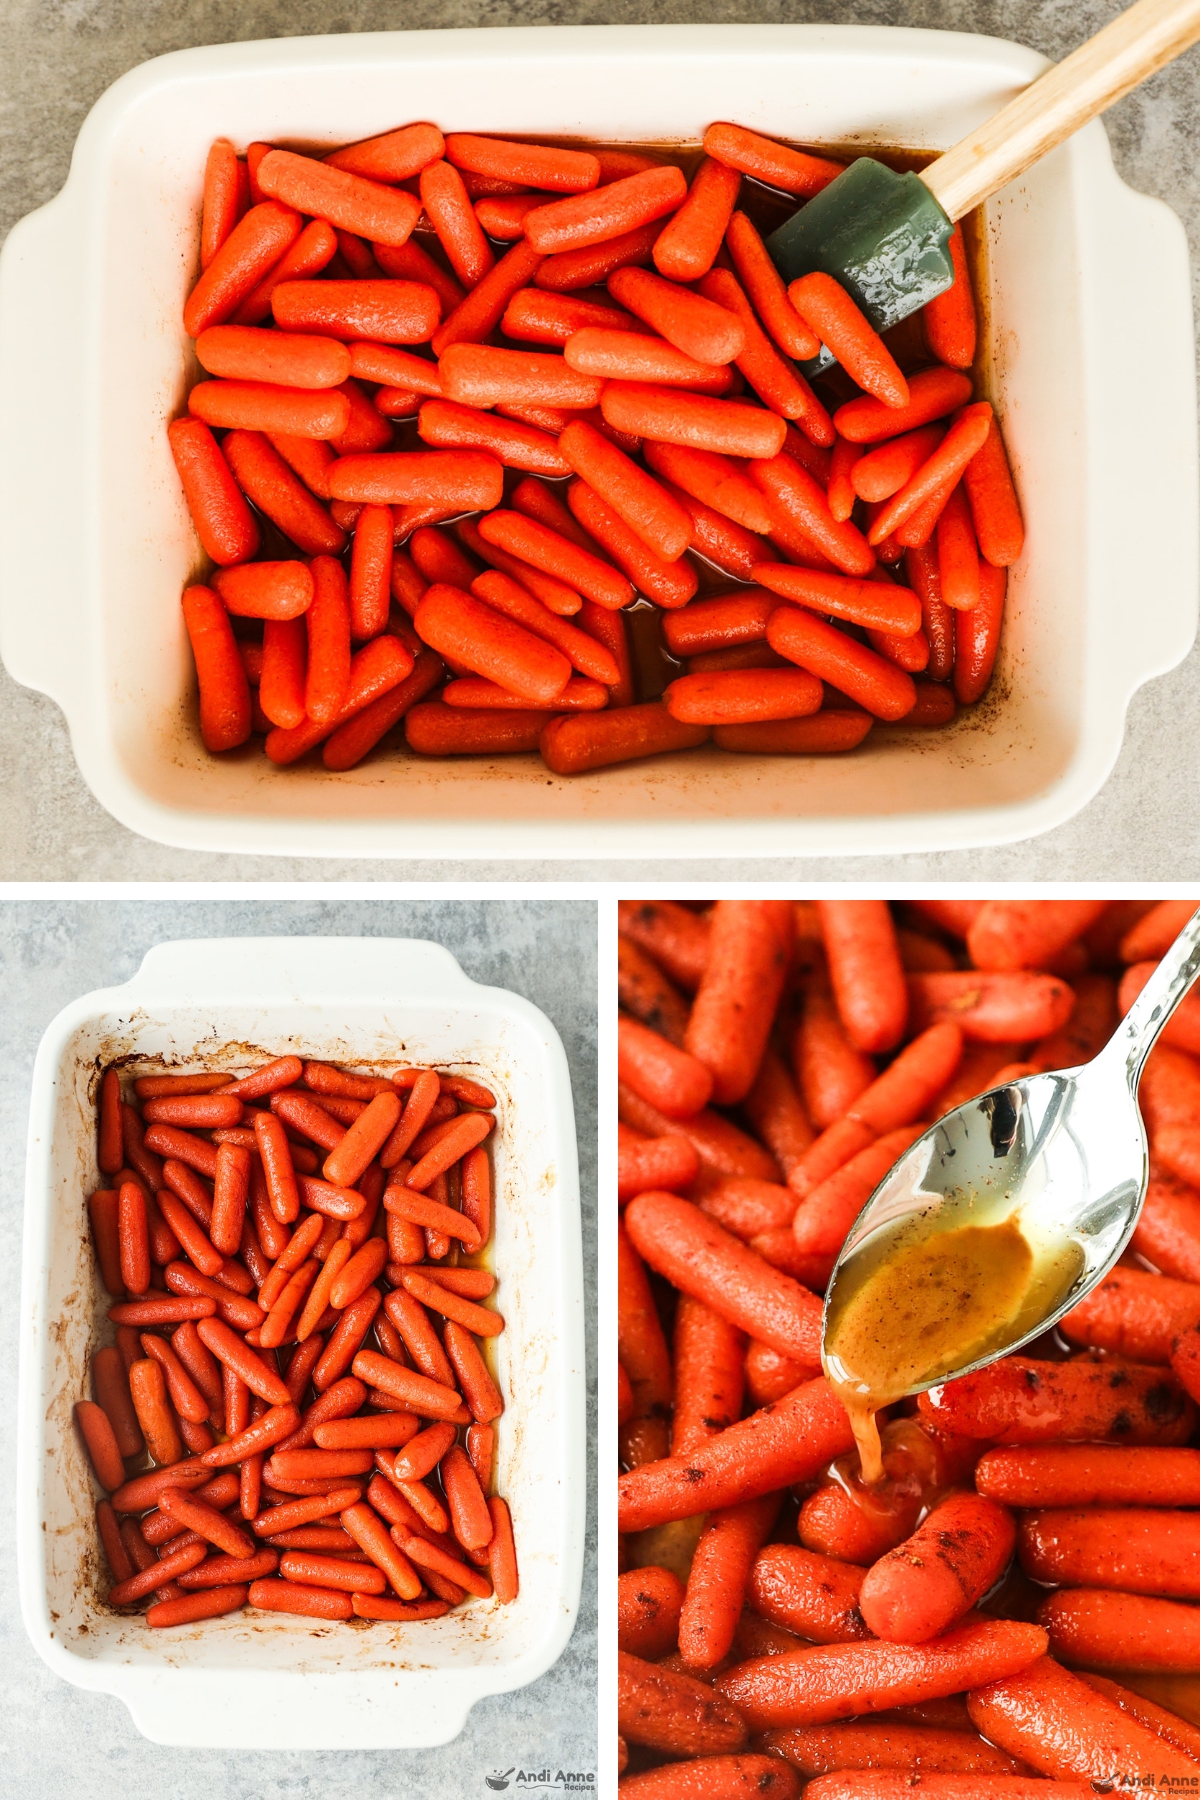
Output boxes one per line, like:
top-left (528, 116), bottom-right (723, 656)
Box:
top-left (822, 1199), bottom-right (1083, 1484)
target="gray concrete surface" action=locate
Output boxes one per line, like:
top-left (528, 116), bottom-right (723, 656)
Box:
top-left (0, 898), bottom-right (597, 1799)
top-left (0, 1), bottom-right (1196, 878)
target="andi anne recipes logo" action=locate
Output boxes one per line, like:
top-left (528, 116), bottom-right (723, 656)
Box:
top-left (485, 1771), bottom-right (595, 1792)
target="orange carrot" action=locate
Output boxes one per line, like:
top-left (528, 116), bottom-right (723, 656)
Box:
top-left (923, 223), bottom-right (977, 369)
top-left (788, 274), bottom-right (908, 409)
top-left (724, 210), bottom-right (821, 361)
top-left (917, 1353), bottom-right (1194, 1444)
top-left (703, 123), bottom-right (844, 197)
top-left (748, 1543), bottom-right (871, 1645)
top-left (686, 901), bottom-right (796, 1106)
top-left (619, 1650), bottom-right (748, 1757)
top-left (1038, 1589), bottom-right (1200, 1673)
top-left (818, 901), bottom-right (909, 1054)
top-left (966, 1650), bottom-right (1200, 1774)
top-left (618, 1564), bottom-right (686, 1658)
top-left (523, 166), bottom-right (688, 255)
top-left (680, 1494), bottom-right (780, 1668)
top-left (835, 369), bottom-right (975, 445)
top-left (860, 1492), bottom-right (1016, 1642)
top-left (768, 608), bottom-right (916, 722)
top-left (603, 382), bottom-right (785, 460)
top-left (654, 157), bottom-right (742, 282)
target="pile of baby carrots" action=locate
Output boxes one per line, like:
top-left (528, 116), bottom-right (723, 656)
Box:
top-left (77, 1051), bottom-right (516, 1629)
top-left (171, 119), bottom-right (1022, 777)
top-left (617, 897), bottom-right (1200, 1797)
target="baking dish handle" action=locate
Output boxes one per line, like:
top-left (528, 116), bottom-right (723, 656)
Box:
top-left (127, 936), bottom-right (483, 1005)
top-left (1083, 163), bottom-right (1199, 702)
top-left (0, 190), bottom-right (91, 716)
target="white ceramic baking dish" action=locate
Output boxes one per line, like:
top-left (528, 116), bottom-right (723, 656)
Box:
top-left (16, 936), bottom-right (585, 1748)
top-left (0, 24), bottom-right (1194, 859)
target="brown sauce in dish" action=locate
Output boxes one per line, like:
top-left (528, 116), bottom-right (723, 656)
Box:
top-left (823, 1198), bottom-right (1083, 1484)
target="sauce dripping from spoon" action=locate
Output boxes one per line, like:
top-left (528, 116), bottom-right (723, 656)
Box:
top-left (822, 1194), bottom-right (1084, 1484)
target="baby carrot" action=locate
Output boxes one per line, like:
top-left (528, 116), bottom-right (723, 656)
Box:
top-left (620, 1131), bottom-right (700, 1203)
top-left (258, 148), bottom-right (423, 247)
top-left (233, 219), bottom-right (339, 326)
top-left (703, 123), bottom-right (844, 197)
top-left (768, 608), bottom-right (916, 722)
top-left (791, 1126), bottom-right (925, 1263)
top-left (906, 971), bottom-right (1074, 1042)
top-left (751, 455), bottom-right (875, 575)
top-left (923, 223), bottom-right (977, 368)
top-left (685, 901), bottom-right (796, 1106)
top-left (818, 900), bottom-right (908, 1054)
top-left (445, 133), bottom-right (598, 193)
top-left (272, 279), bottom-right (439, 345)
top-left (724, 210), bottom-right (821, 361)
top-left (1039, 1589), bottom-right (1200, 1672)
top-left (169, 419), bottom-right (261, 566)
top-left (1018, 1505), bottom-right (1200, 1596)
top-left (603, 382), bottom-right (785, 460)
top-left (966, 1651), bottom-right (1200, 1774)
top-left (792, 976), bottom-right (876, 1131)
top-left (798, 1479), bottom-right (921, 1566)
top-left (619, 1017), bottom-right (714, 1120)
top-left (680, 1495), bottom-right (779, 1668)
top-left (748, 1543), bottom-right (871, 1645)
top-left (619, 1565), bottom-right (686, 1658)
top-left (183, 201), bottom-right (302, 337)
top-left (181, 587), bottom-right (252, 753)
top-left (835, 369), bottom-right (975, 445)
top-left (619, 1377), bottom-right (852, 1534)
top-left (954, 560), bottom-right (1005, 703)
top-left (665, 668), bottom-right (822, 726)
top-left (619, 1651), bottom-right (748, 1757)
top-left (200, 139), bottom-right (241, 270)
top-left (788, 273), bottom-right (909, 409)
top-left (540, 702), bottom-right (709, 773)
top-left (653, 157), bottom-right (742, 282)
top-left (670, 1297), bottom-right (745, 1456)
top-left (566, 473), bottom-right (696, 604)
top-left (860, 1492), bottom-right (1016, 1642)
top-left (189, 379), bottom-right (351, 440)
top-left (524, 165), bottom-right (687, 254)
top-left (962, 421), bottom-right (1024, 567)
top-left (75, 1400), bottom-right (127, 1492)
top-left (917, 1354), bottom-right (1193, 1444)
top-left (222, 429), bottom-right (345, 557)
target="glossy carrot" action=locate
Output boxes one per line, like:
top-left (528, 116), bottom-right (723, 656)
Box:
top-left (752, 454), bottom-right (874, 574)
top-left (169, 419), bottom-right (261, 566)
top-left (861, 1492), bottom-right (1016, 1642)
top-left (725, 210), bottom-right (821, 360)
top-left (665, 667), bottom-right (821, 726)
top-left (200, 139), bottom-right (241, 270)
top-left (749, 1543), bottom-right (871, 1644)
top-left (540, 702), bottom-right (708, 773)
top-left (324, 123), bottom-right (443, 182)
top-left (817, 901), bottom-right (909, 1054)
top-left (966, 901), bottom-right (1109, 972)
top-left (117, 1179), bottom-right (151, 1296)
top-left (416, 159), bottom-right (494, 288)
top-left (618, 939), bottom-right (691, 1044)
top-left (952, 560), bottom-right (1005, 703)
top-left (184, 201), bottom-right (303, 337)
top-left (681, 1494), bottom-right (780, 1668)
top-left (195, 1317), bottom-right (292, 1404)
top-left (907, 969), bottom-right (1073, 1041)
top-left (767, 608), bottom-right (915, 721)
top-left (477, 508), bottom-right (632, 609)
top-left (603, 381), bottom-right (785, 460)
top-left (619, 1650), bottom-right (748, 1756)
top-left (617, 899), bottom-right (711, 991)
top-left (561, 425), bottom-right (694, 570)
top-left (788, 274), bottom-right (908, 409)
top-left (444, 132), bottom-right (597, 193)
top-left (922, 223), bottom-right (977, 368)
top-left (257, 148), bottom-right (422, 247)
top-left (1019, 1504), bottom-right (1200, 1596)
top-left (717, 1618), bottom-right (1048, 1733)
top-left (196, 324), bottom-right (350, 389)
top-left (962, 421), bottom-right (1024, 567)
top-left (233, 218), bottom-right (339, 325)
top-left (651, 156), bottom-right (741, 281)
top-left (662, 592), bottom-right (776, 657)
top-left (620, 1015), bottom-right (714, 1119)
top-left (502, 285), bottom-right (635, 344)
top-left (224, 429), bottom-right (346, 557)
top-left (699, 267), bottom-right (832, 441)
top-left (75, 1400), bottom-right (127, 1492)
top-left (620, 1373), bottom-right (849, 1537)
top-left (619, 1565), bottom-right (686, 1658)
top-left (967, 1651), bottom-right (1200, 1774)
top-left (703, 123), bottom-right (844, 197)
top-left (918, 1353), bottom-right (1193, 1444)
top-left (522, 165), bottom-right (686, 255)
top-left (181, 586), bottom-right (253, 753)
top-left (684, 901), bottom-right (795, 1107)
top-left (643, 441), bottom-right (773, 536)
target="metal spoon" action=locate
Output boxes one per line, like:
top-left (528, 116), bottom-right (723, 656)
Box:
top-left (821, 907), bottom-right (1200, 1399)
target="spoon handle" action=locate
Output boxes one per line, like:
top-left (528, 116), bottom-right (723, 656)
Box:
top-left (1098, 906), bottom-right (1200, 1089)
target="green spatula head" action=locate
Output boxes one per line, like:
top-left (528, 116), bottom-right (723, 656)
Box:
top-left (767, 157), bottom-right (956, 378)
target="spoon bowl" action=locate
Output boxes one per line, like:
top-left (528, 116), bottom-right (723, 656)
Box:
top-left (822, 907), bottom-right (1200, 1407)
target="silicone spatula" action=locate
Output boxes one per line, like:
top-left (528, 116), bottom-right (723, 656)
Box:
top-left (768, 0), bottom-right (1200, 374)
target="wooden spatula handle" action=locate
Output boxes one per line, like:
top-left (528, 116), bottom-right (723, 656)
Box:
top-left (921, 0), bottom-right (1200, 221)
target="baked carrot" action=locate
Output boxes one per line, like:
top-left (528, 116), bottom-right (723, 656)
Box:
top-left (618, 1759), bottom-right (801, 1798)
top-left (618, 1378), bottom-right (853, 1533)
top-left (541, 703), bottom-right (709, 773)
top-left (1039, 1589), bottom-right (1200, 1673)
top-left (818, 901), bottom-right (908, 1055)
top-left (966, 1651), bottom-right (1200, 1775)
top-left (620, 1015), bottom-right (715, 1119)
top-left (619, 1650), bottom-right (749, 1756)
top-left (799, 1479), bottom-right (922, 1567)
top-left (917, 1354), bottom-right (1194, 1444)
top-left (752, 456), bottom-right (875, 575)
top-left (620, 1128), bottom-right (701, 1202)
top-left (791, 1126), bottom-right (925, 1263)
top-left (679, 900), bottom-right (795, 1108)
top-left (671, 1296), bottom-right (746, 1457)
top-left (1018, 1505), bottom-right (1200, 1596)
top-left (953, 560), bottom-right (1005, 703)
top-left (618, 1217), bottom-right (674, 1427)
top-left (966, 901), bottom-right (1110, 973)
top-left (976, 1444), bottom-right (1200, 1509)
top-left (619, 1564), bottom-right (687, 1658)
top-left (792, 976), bottom-right (877, 1133)
top-left (561, 426), bottom-right (694, 570)
top-left (860, 1492), bottom-right (1016, 1642)
top-left (701, 267), bottom-right (833, 441)
top-left (768, 608), bottom-right (916, 722)
top-left (716, 1619), bottom-right (1048, 1732)
top-left (788, 274), bottom-right (908, 409)
top-left (1059, 1266), bottom-right (1200, 1363)
top-left (181, 587), bottom-right (253, 753)
top-left (753, 565), bottom-right (920, 636)
top-left (907, 970), bottom-right (1074, 1042)
top-left (524, 166), bottom-right (688, 255)
top-left (748, 1542), bottom-right (871, 1645)
top-left (703, 123), bottom-right (844, 196)
top-left (681, 1494), bottom-right (780, 1668)
top-left (169, 419), bottom-right (262, 566)
top-left (962, 421), bottom-right (1024, 568)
